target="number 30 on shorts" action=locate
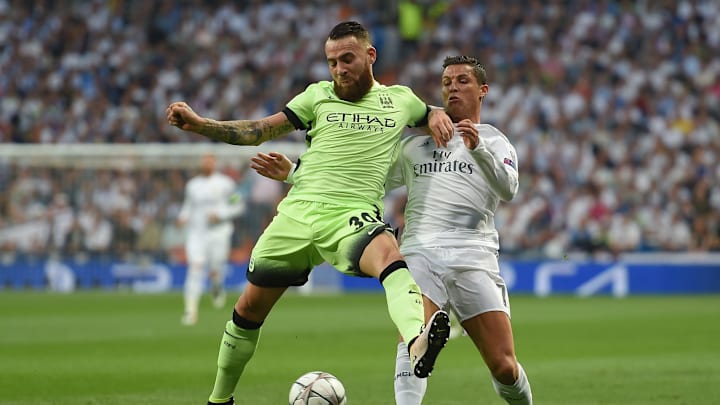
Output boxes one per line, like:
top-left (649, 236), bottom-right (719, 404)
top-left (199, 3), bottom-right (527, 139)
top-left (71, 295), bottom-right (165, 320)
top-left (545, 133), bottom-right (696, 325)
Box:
top-left (348, 206), bottom-right (383, 230)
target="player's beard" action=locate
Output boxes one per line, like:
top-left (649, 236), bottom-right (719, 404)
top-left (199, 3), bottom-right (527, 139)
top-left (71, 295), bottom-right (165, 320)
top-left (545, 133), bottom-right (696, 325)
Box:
top-left (333, 65), bottom-right (373, 102)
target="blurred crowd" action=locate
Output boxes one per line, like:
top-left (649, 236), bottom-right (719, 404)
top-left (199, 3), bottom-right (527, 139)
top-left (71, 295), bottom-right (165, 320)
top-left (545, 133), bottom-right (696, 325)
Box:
top-left (0, 162), bottom-right (288, 263)
top-left (1, 0), bottom-right (719, 260)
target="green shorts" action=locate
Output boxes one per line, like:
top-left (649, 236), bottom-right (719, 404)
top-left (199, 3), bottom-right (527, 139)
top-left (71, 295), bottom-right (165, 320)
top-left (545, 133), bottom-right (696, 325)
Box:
top-left (246, 198), bottom-right (393, 287)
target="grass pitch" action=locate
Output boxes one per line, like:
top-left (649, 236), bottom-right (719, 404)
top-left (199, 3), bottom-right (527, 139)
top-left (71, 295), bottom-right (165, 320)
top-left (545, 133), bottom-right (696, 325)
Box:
top-left (0, 291), bottom-right (718, 404)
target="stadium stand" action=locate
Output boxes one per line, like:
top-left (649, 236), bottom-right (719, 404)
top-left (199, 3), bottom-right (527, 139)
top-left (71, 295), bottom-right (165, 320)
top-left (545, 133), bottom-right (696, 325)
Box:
top-left (1, 0), bottom-right (718, 270)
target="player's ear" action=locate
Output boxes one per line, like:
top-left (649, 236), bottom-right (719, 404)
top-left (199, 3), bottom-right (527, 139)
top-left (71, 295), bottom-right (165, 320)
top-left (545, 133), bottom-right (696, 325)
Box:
top-left (367, 46), bottom-right (377, 64)
top-left (479, 83), bottom-right (489, 101)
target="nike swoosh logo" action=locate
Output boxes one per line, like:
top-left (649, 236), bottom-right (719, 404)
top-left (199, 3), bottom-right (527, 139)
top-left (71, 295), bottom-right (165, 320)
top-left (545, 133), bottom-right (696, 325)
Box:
top-left (368, 225), bottom-right (386, 236)
top-left (408, 290), bottom-right (421, 295)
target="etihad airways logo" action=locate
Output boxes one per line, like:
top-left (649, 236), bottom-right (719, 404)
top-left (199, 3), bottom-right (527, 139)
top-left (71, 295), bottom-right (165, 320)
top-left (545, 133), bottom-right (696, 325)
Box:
top-left (325, 112), bottom-right (397, 133)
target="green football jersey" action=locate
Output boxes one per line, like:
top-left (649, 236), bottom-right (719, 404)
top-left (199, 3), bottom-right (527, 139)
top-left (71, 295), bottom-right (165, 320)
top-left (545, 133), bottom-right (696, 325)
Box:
top-left (283, 81), bottom-right (429, 207)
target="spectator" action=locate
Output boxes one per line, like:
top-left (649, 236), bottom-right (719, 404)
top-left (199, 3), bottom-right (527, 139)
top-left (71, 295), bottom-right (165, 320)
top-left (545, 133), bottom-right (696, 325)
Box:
top-left (0, 0), bottom-right (718, 259)
top-left (606, 213), bottom-right (642, 257)
top-left (111, 210), bottom-right (137, 258)
top-left (78, 205), bottom-right (113, 253)
top-left (49, 192), bottom-right (75, 252)
top-left (135, 213), bottom-right (164, 256)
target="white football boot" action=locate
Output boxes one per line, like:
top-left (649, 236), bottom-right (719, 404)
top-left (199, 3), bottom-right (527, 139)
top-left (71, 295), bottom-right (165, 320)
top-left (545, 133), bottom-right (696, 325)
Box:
top-left (409, 310), bottom-right (451, 378)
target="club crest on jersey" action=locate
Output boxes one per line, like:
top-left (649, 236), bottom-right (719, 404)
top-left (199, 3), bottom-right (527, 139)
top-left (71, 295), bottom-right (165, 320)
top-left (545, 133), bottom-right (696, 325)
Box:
top-left (378, 93), bottom-right (394, 109)
top-left (503, 157), bottom-right (516, 169)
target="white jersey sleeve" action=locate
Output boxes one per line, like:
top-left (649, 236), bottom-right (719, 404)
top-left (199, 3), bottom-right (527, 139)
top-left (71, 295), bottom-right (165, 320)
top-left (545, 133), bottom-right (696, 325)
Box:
top-left (469, 125), bottom-right (519, 202)
top-left (397, 124), bottom-right (518, 251)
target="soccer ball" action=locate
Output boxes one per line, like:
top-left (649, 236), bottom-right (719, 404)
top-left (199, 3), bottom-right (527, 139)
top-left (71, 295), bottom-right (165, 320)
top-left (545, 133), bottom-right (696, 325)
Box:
top-left (289, 371), bottom-right (347, 405)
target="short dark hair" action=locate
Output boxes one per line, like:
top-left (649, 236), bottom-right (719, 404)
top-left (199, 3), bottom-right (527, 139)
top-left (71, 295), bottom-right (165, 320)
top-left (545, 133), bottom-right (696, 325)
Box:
top-left (328, 21), bottom-right (371, 44)
top-left (443, 56), bottom-right (487, 84)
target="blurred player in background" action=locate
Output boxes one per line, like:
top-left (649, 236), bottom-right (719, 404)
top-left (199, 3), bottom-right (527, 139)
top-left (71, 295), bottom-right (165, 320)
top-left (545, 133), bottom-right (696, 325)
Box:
top-left (166, 21), bottom-right (454, 405)
top-left (251, 56), bottom-right (533, 404)
top-left (177, 153), bottom-right (245, 326)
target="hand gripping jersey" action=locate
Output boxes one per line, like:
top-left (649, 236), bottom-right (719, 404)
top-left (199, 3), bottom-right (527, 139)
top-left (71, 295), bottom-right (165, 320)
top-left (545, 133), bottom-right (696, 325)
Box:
top-left (282, 81), bottom-right (429, 208)
top-left (386, 124), bottom-right (519, 252)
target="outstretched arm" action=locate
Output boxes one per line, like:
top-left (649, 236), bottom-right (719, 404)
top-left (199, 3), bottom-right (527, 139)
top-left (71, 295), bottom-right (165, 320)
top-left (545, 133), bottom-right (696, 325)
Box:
top-left (166, 102), bottom-right (296, 146)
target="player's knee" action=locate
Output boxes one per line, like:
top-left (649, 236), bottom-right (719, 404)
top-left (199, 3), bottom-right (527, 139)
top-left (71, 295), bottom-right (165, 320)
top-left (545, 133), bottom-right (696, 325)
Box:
top-left (188, 263), bottom-right (204, 275)
top-left (233, 294), bottom-right (273, 324)
top-left (378, 260), bottom-right (408, 283)
top-left (359, 232), bottom-right (403, 276)
top-left (488, 355), bottom-right (518, 385)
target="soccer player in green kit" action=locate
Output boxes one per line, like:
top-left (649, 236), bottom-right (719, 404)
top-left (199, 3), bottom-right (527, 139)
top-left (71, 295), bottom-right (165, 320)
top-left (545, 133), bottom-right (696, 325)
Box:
top-left (166, 21), bottom-right (454, 404)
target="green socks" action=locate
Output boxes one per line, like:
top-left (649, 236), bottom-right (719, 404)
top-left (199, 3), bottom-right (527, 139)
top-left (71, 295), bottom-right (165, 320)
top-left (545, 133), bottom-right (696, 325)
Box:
top-left (382, 269), bottom-right (425, 343)
top-left (206, 268), bottom-right (423, 403)
top-left (208, 321), bottom-right (261, 403)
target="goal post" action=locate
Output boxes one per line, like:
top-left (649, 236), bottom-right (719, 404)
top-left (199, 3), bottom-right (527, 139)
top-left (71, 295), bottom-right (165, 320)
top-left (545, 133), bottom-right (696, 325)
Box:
top-left (0, 142), bottom-right (306, 169)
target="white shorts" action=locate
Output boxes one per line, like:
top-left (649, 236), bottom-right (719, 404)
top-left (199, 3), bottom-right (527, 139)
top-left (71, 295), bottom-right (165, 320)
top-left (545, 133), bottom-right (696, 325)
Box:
top-left (404, 246), bottom-right (510, 322)
top-left (185, 232), bottom-right (231, 271)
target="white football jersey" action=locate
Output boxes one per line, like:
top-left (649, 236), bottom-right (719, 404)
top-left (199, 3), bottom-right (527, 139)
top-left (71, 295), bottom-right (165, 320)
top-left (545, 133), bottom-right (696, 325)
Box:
top-left (178, 172), bottom-right (244, 238)
top-left (386, 124), bottom-right (519, 251)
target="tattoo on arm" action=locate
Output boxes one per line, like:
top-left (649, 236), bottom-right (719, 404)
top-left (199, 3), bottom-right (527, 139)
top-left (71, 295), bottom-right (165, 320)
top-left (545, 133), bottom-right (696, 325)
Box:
top-left (200, 118), bottom-right (295, 145)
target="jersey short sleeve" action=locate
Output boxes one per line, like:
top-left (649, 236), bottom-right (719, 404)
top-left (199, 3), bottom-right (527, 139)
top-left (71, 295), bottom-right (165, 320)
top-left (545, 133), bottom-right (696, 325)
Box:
top-left (284, 82), bottom-right (332, 130)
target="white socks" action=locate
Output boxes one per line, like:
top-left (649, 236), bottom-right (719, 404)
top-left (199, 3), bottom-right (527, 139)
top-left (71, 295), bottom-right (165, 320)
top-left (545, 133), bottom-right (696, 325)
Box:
top-left (492, 363), bottom-right (533, 404)
top-left (394, 341), bottom-right (426, 405)
top-left (394, 339), bottom-right (532, 405)
top-left (184, 265), bottom-right (205, 317)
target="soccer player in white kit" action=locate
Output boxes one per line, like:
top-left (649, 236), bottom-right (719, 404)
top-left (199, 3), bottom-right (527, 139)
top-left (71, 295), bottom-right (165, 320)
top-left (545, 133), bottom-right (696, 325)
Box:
top-left (249, 56), bottom-right (533, 404)
top-left (177, 153), bottom-right (245, 325)
top-left (386, 56), bottom-right (533, 404)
